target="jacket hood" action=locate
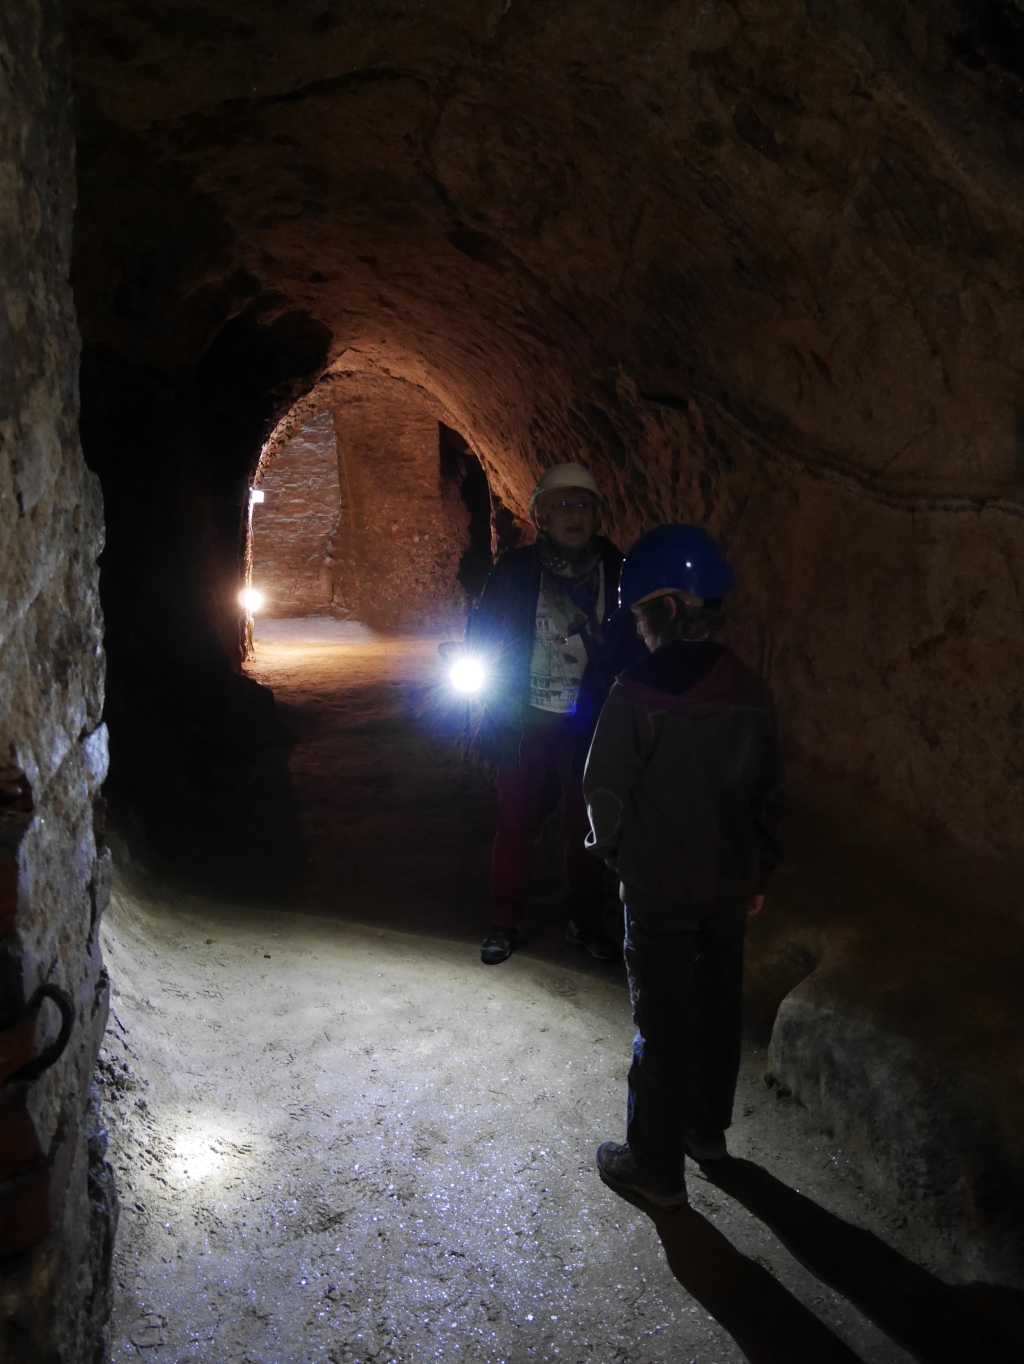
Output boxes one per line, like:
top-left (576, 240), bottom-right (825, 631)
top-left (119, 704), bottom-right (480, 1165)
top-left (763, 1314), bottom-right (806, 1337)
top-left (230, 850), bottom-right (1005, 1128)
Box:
top-left (621, 641), bottom-right (769, 711)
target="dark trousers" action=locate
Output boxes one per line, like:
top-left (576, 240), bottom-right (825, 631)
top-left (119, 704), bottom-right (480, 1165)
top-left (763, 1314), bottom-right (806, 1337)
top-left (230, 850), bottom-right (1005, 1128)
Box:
top-left (489, 715), bottom-right (604, 932)
top-left (623, 899), bottom-right (747, 1182)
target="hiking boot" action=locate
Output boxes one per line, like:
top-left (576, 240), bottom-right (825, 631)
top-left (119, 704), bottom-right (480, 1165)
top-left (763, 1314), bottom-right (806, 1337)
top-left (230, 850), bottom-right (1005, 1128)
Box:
top-left (685, 1128), bottom-right (728, 1163)
top-left (584, 931), bottom-right (619, 962)
top-left (596, 1142), bottom-right (688, 1209)
top-left (480, 927), bottom-right (518, 965)
top-left (566, 920), bottom-right (620, 962)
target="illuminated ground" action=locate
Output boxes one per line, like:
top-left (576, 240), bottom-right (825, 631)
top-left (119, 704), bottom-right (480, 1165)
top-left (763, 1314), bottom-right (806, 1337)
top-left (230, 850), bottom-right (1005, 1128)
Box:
top-left (98, 620), bottom-right (1004, 1363)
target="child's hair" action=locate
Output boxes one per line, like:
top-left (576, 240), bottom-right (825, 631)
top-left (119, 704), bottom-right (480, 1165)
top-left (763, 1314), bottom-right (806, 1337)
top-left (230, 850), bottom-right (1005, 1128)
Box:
top-left (636, 592), bottom-right (725, 643)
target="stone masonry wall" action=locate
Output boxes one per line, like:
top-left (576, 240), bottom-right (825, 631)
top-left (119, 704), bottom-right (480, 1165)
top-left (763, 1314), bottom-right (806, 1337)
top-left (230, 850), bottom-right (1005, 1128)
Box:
top-left (0, 3), bottom-right (115, 1361)
top-left (332, 373), bottom-right (477, 627)
top-left (257, 375), bottom-right (475, 631)
top-left (252, 411), bottom-right (340, 618)
top-left (331, 377), bottom-right (473, 632)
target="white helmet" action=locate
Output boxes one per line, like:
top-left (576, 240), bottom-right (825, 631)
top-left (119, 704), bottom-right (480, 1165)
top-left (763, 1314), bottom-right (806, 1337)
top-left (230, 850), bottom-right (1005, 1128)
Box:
top-left (528, 462), bottom-right (602, 519)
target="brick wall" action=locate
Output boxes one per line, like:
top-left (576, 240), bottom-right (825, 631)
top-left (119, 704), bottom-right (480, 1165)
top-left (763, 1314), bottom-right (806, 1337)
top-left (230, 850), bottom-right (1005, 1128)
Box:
top-left (333, 377), bottom-right (472, 631)
top-left (252, 411), bottom-right (340, 617)
top-left (254, 376), bottom-right (479, 632)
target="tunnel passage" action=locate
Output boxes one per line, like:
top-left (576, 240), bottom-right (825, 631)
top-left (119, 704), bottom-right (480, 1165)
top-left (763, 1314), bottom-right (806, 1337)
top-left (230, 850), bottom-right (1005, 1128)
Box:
top-left (251, 373), bottom-right (494, 631)
top-left (69, 0), bottom-right (1024, 860)
top-left (5, 0), bottom-right (1024, 1359)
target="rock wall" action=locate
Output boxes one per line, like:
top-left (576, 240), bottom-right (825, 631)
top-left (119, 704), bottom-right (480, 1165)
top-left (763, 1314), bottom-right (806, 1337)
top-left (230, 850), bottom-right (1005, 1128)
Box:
top-left (252, 411), bottom-right (340, 618)
top-left (596, 384), bottom-right (1024, 859)
top-left (0, 3), bottom-right (115, 1360)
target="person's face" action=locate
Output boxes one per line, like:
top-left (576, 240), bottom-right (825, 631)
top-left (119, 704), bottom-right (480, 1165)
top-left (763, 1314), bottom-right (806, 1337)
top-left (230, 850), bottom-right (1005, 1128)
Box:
top-left (537, 489), bottom-right (598, 552)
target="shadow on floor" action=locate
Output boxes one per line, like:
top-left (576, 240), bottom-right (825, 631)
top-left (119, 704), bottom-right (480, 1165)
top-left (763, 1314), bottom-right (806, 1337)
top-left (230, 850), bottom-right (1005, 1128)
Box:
top-left (699, 1157), bottom-right (1024, 1363)
top-left (106, 667), bottom-right (305, 907)
top-left (268, 677), bottom-right (630, 965)
top-left (607, 1181), bottom-right (863, 1363)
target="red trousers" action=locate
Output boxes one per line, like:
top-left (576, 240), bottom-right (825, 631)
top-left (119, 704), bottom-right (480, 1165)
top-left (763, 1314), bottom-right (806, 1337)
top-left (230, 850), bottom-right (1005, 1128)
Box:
top-left (489, 714), bottom-right (605, 932)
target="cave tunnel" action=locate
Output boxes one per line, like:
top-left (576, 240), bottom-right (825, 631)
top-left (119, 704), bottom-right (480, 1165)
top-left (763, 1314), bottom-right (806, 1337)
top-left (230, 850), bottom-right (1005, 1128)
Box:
top-left (3, 2), bottom-right (1024, 1361)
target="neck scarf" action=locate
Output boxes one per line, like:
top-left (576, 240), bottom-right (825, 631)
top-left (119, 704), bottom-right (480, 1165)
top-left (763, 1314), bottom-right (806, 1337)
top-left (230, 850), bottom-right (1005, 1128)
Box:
top-left (538, 536), bottom-right (604, 635)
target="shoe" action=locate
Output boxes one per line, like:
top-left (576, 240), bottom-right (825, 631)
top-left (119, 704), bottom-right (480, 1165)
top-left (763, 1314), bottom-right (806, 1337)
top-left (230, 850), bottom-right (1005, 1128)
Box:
top-left (585, 932), bottom-right (619, 962)
top-left (685, 1129), bottom-right (728, 1163)
top-left (566, 920), bottom-right (620, 962)
top-left (596, 1141), bottom-right (688, 1209)
top-left (480, 928), bottom-right (518, 965)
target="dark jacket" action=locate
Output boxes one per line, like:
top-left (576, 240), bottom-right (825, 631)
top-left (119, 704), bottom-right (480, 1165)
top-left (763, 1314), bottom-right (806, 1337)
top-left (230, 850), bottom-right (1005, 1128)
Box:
top-left (466, 537), bottom-right (637, 765)
top-left (583, 640), bottom-right (782, 910)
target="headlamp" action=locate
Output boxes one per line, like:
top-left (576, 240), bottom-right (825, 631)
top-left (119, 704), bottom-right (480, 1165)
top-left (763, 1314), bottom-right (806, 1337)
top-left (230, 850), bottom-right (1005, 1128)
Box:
top-left (239, 587), bottom-right (265, 613)
top-left (448, 652), bottom-right (488, 697)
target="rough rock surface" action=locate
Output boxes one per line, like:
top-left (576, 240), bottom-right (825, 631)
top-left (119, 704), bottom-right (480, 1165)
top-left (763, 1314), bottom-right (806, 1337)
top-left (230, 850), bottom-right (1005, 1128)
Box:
top-left (761, 833), bottom-right (1024, 1288)
top-left (64, 0), bottom-right (1024, 1313)
top-left (0, 2), bottom-right (114, 1359)
top-left (70, 0), bottom-right (1024, 853)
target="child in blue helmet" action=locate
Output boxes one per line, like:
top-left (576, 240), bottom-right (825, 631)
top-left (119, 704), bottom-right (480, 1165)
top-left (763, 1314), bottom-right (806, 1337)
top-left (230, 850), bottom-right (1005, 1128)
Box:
top-left (583, 524), bottom-right (782, 1208)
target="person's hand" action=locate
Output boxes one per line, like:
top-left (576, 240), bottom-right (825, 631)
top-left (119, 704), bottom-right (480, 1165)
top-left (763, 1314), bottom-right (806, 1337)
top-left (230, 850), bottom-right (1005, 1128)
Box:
top-left (746, 894), bottom-right (766, 919)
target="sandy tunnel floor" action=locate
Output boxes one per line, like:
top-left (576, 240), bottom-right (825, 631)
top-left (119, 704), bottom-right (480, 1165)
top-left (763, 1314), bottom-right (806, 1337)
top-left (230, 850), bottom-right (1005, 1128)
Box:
top-left (100, 619), bottom-right (942, 1363)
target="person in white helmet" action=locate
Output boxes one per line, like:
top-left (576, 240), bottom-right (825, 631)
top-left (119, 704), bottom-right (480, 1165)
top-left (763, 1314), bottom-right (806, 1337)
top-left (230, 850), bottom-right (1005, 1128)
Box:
top-left (467, 463), bottom-right (639, 965)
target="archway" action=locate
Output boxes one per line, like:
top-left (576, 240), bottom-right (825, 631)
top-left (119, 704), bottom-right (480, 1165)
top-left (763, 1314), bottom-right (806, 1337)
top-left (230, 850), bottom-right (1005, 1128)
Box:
top-left (249, 375), bottom-right (493, 634)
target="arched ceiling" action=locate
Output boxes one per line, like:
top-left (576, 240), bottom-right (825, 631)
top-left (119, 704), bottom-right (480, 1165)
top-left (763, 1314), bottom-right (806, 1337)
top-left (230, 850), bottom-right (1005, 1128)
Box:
top-left (69, 1), bottom-right (1024, 855)
top-left (259, 365), bottom-right (449, 475)
top-left (71, 0), bottom-right (1024, 522)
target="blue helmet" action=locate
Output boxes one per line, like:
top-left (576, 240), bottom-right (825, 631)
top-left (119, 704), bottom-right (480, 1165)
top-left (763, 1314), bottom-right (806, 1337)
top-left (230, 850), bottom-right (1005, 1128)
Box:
top-left (620, 524), bottom-right (735, 608)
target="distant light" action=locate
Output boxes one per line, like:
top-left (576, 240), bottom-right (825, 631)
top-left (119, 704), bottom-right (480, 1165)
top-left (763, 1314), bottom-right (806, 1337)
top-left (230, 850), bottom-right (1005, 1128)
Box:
top-left (250, 488), bottom-right (265, 504)
top-left (239, 587), bottom-right (266, 613)
top-left (685, 560), bottom-right (693, 569)
top-left (449, 653), bottom-right (488, 696)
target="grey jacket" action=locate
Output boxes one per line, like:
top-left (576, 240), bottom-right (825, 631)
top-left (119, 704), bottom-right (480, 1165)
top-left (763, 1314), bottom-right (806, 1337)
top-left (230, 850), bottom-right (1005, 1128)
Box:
top-left (583, 640), bottom-right (782, 910)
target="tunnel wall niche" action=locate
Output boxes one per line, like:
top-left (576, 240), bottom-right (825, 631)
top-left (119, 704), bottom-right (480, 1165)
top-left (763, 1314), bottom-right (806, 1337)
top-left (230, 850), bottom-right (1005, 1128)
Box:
top-left (0, 3), bottom-right (116, 1359)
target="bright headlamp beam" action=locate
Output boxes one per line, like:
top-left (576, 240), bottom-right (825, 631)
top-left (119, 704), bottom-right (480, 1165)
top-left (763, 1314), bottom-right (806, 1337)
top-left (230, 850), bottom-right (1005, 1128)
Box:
top-left (239, 587), bottom-right (265, 614)
top-left (448, 654), bottom-right (488, 696)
